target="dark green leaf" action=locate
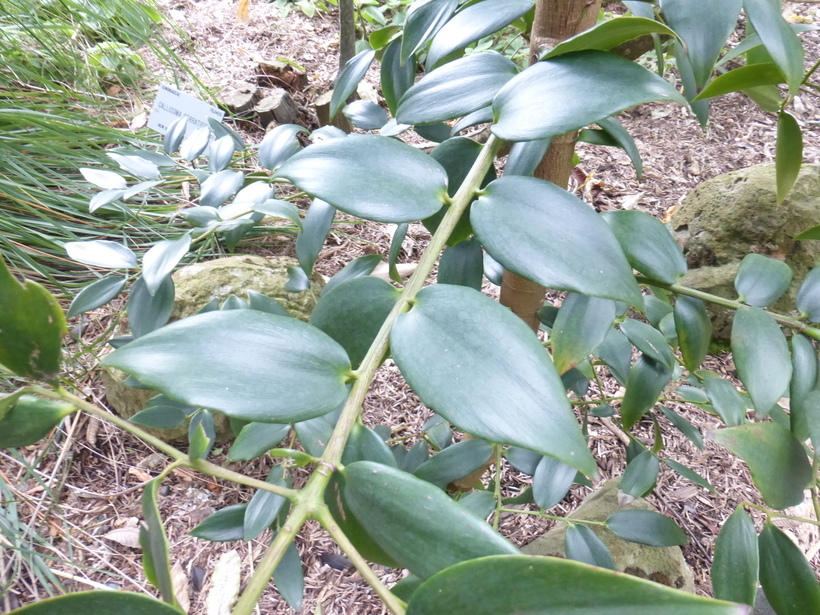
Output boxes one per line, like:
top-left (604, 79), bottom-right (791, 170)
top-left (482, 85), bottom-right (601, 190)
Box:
top-left (68, 277), bottom-right (126, 318)
top-left (127, 275), bottom-right (174, 338)
top-left (283, 266), bottom-right (309, 293)
top-left (794, 225), bottom-right (820, 241)
top-left (797, 266), bottom-right (820, 321)
top-left (342, 461), bottom-right (518, 578)
top-left (246, 290), bottom-right (291, 317)
top-left (458, 491), bottom-right (495, 520)
top-left (505, 446), bottom-right (542, 476)
top-left (564, 525), bottom-right (616, 570)
top-left (103, 311), bottom-right (351, 423)
top-left (663, 458), bottom-right (715, 492)
top-left (273, 540), bottom-right (303, 611)
top-left (704, 378), bottom-right (747, 427)
top-left (620, 450), bottom-right (659, 497)
top-left (399, 441), bottom-right (430, 473)
top-left (600, 210), bottom-right (686, 284)
top-left (544, 16), bottom-right (677, 59)
top-left (294, 403), bottom-right (343, 457)
top-left (532, 455), bottom-right (576, 509)
top-left (381, 38), bottom-right (416, 115)
top-left (620, 318), bottom-right (676, 370)
top-left (492, 51), bottom-right (686, 141)
top-left (190, 504), bottom-right (247, 542)
top-left (789, 334), bottom-right (816, 441)
top-left (712, 507), bottom-right (758, 606)
top-left (759, 521), bottom-right (820, 614)
top-left (228, 422), bottom-right (290, 461)
top-left (330, 49), bottom-right (376, 120)
top-left (731, 306), bottom-right (791, 414)
top-left (401, 0), bottom-right (458, 65)
top-left (398, 52), bottom-right (517, 126)
top-left (140, 479), bottom-right (176, 605)
top-left (406, 555), bottom-right (745, 614)
top-left (734, 253), bottom-right (792, 307)
top-left (709, 422), bottom-right (811, 509)
top-left (437, 238), bottom-right (484, 290)
top-left (278, 135), bottom-right (448, 224)
top-left (674, 296), bottom-right (711, 372)
top-left (504, 138), bottom-right (550, 177)
top-left (621, 356), bottom-right (674, 429)
top-left (142, 234), bottom-right (191, 296)
top-left (369, 25), bottom-right (401, 50)
top-left (343, 100), bottom-right (389, 130)
top-left (595, 116), bottom-right (643, 179)
top-left (595, 328), bottom-right (632, 385)
top-left (552, 293), bottom-right (617, 375)
top-left (258, 124), bottom-right (307, 171)
top-left (644, 295), bottom-right (673, 329)
top-left (413, 438), bottom-right (493, 489)
top-left (776, 111), bottom-right (803, 204)
top-left (472, 177), bottom-right (642, 304)
top-left (323, 255), bottom-right (382, 296)
top-left (391, 285), bottom-right (597, 476)
top-left (694, 63), bottom-right (785, 101)
top-left (130, 405), bottom-right (186, 429)
top-left (6, 591), bottom-right (185, 614)
top-left (744, 0), bottom-right (805, 95)
top-left (66, 240), bottom-right (137, 269)
top-left (244, 466), bottom-right (290, 540)
top-left (342, 423), bottom-right (396, 467)
top-left (0, 396), bottom-right (75, 449)
top-left (296, 199), bottom-right (335, 275)
top-left (606, 509), bottom-right (688, 547)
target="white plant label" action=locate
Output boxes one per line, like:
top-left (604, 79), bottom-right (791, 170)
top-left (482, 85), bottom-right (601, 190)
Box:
top-left (147, 83), bottom-right (224, 137)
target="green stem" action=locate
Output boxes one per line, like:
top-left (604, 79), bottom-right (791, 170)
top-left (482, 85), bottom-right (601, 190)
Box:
top-left (741, 501), bottom-right (820, 527)
top-left (811, 457), bottom-right (820, 525)
top-left (500, 507), bottom-right (606, 526)
top-left (492, 445), bottom-right (503, 531)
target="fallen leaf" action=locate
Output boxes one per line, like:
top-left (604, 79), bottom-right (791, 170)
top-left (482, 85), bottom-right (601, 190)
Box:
top-left (104, 526), bottom-right (141, 549)
top-left (206, 550), bottom-right (242, 615)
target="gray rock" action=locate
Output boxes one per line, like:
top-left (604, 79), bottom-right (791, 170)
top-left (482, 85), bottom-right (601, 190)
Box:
top-left (522, 477), bottom-right (695, 592)
top-left (671, 164), bottom-right (820, 339)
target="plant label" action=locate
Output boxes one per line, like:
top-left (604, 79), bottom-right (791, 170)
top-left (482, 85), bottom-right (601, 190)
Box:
top-left (148, 83), bottom-right (224, 137)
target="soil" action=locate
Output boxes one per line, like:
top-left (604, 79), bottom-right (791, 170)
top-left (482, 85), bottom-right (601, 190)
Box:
top-left (3, 1), bottom-right (820, 614)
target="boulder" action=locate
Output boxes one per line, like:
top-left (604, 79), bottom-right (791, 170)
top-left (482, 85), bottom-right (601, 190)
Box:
top-left (102, 255), bottom-right (324, 443)
top-left (670, 164), bottom-right (820, 339)
top-left (522, 477), bottom-right (695, 592)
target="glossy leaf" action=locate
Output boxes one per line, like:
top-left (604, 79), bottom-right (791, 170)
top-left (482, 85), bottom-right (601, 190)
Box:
top-left (712, 508), bottom-right (758, 606)
top-left (620, 318), bottom-right (676, 370)
top-left (163, 116), bottom-right (187, 154)
top-left (595, 116), bottom-right (643, 179)
top-left (68, 276), bottom-right (126, 318)
top-left (406, 555), bottom-right (745, 614)
top-left (89, 188), bottom-right (125, 212)
top-left (296, 199), bottom-right (335, 275)
top-left (472, 177), bottom-right (642, 305)
top-left (620, 450), bottom-right (659, 497)
top-left (140, 478), bottom-right (176, 606)
top-left (695, 63), bottom-right (785, 102)
top-left (709, 422), bottom-right (811, 509)
top-left (744, 0), bottom-right (805, 95)
top-left (789, 334), bottom-right (816, 441)
top-left (663, 458), bottom-right (714, 492)
top-left (797, 266), bottom-right (820, 321)
top-left (401, 0), bottom-right (458, 65)
top-left (273, 540), bottom-right (303, 611)
top-left (601, 210), bottom-right (687, 284)
top-left (228, 422), bottom-right (290, 461)
top-left (66, 240), bottom-right (137, 269)
top-left (606, 509), bottom-right (687, 547)
top-left (252, 199), bottom-right (302, 229)
top-left (552, 293), bottom-right (617, 375)
top-left (731, 306), bottom-right (791, 414)
top-left (330, 49), bottom-right (376, 120)
top-left (258, 124), bottom-right (307, 171)
top-left (776, 111), bottom-right (803, 204)
top-left (343, 461), bottom-right (519, 579)
top-left (759, 521), bottom-right (820, 614)
top-left (369, 25), bottom-right (401, 50)
top-left (103, 310), bottom-right (351, 423)
top-left (323, 254), bottom-right (382, 296)
top-left (492, 50), bottom-right (686, 141)
top-left (621, 356), bottom-right (674, 429)
top-left (278, 134), bottom-right (448, 224)
top-left (6, 591), bottom-right (185, 614)
top-left (734, 253), bottom-right (792, 307)
top-left (199, 170), bottom-right (243, 208)
top-left (244, 466), bottom-right (290, 540)
top-left (565, 525), bottom-right (616, 571)
top-left (704, 378), bottom-right (747, 427)
top-left (437, 238), bottom-right (484, 290)
top-left (0, 396), bottom-right (75, 449)
top-left (413, 438), bottom-right (493, 489)
top-left (190, 504), bottom-right (247, 542)
top-left (108, 152), bottom-right (161, 179)
top-left (381, 38), bottom-right (415, 115)
top-left (179, 126), bottom-right (210, 162)
top-left (644, 295), bottom-right (673, 329)
top-left (188, 410), bottom-right (215, 460)
top-left (208, 135), bottom-right (236, 173)
top-left (142, 234), bottom-right (191, 296)
top-left (310, 276), bottom-right (399, 368)
top-left (505, 138), bottom-right (551, 177)
top-left (545, 16), bottom-right (676, 59)
top-left (343, 100), bottom-right (388, 130)
top-left (80, 167), bottom-right (126, 190)
top-left (126, 275), bottom-right (174, 338)
top-left (392, 285), bottom-right (597, 476)
top-left (532, 455), bottom-right (576, 510)
top-left (343, 423), bottom-right (396, 467)
top-left (595, 328), bottom-right (632, 385)
top-left (674, 296), bottom-right (711, 372)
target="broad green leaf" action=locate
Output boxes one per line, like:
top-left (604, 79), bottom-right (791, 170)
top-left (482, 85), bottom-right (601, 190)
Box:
top-left (620, 318), bottom-right (676, 370)
top-left (103, 311), bottom-right (351, 423)
top-left (295, 402), bottom-right (343, 457)
top-left (66, 240), bottom-right (137, 269)
top-left (472, 177), bottom-right (642, 304)
top-left (426, 0), bottom-right (533, 68)
top-left (252, 199), bottom-right (303, 229)
top-left (397, 52), bottom-right (517, 126)
top-left (188, 410), bottom-right (215, 460)
top-left (776, 111), bottom-right (803, 204)
top-left (662, 458), bottom-right (715, 492)
top-left (564, 525), bottom-right (616, 570)
top-left (712, 508), bottom-right (758, 606)
top-left (532, 455), bottom-right (576, 510)
top-left (406, 555), bottom-right (744, 614)
top-left (437, 238), bottom-right (484, 290)
top-left (0, 396), bottom-right (75, 449)
top-left (661, 405), bottom-right (704, 449)
top-left (142, 234), bottom-right (191, 296)
top-left (310, 276), bottom-right (399, 368)
top-left (228, 422), bottom-right (290, 461)
top-left (789, 334), bottom-right (816, 441)
top-left (413, 438), bottom-right (493, 489)
top-left (208, 135), bottom-right (236, 173)
top-left (322, 254), bottom-right (382, 296)
top-left (458, 491), bottom-right (495, 519)
top-left (391, 285), bottom-right (597, 476)
top-left (108, 152), bottom-right (161, 179)
top-left (492, 51), bottom-right (686, 141)
top-left (731, 306), bottom-right (791, 414)
top-left (296, 199), bottom-right (335, 275)
top-left (381, 38), bottom-right (415, 115)
top-left (594, 116), bottom-right (643, 179)
top-left (199, 170), bottom-right (243, 208)
top-left (140, 479), bottom-right (176, 606)
top-left (797, 266), bottom-right (820, 321)
top-left (600, 210), bottom-right (686, 284)
top-left (388, 222), bottom-right (408, 283)
top-left (621, 356), bottom-right (674, 429)
top-left (644, 295), bottom-right (673, 329)
top-left (80, 167), bottom-right (126, 190)
top-left (273, 540), bottom-right (303, 611)
top-left (606, 509), bottom-right (688, 547)
top-left (369, 25), bottom-right (401, 50)
top-left (595, 328), bottom-right (632, 385)
top-left (0, 258), bottom-right (66, 381)
top-left (620, 450), bottom-right (659, 497)
top-left (401, 0), bottom-right (458, 65)
top-left (734, 253), bottom-right (792, 307)
top-left (660, 0), bottom-right (743, 89)
top-left (89, 188), bottom-right (125, 212)
top-left (544, 16), bottom-right (677, 59)
top-left (277, 135), bottom-right (448, 224)
top-left (759, 521), bottom-right (820, 614)
top-left (551, 293), bottom-right (617, 375)
top-left (330, 49), bottom-right (376, 120)
top-left (343, 100), bottom-right (388, 130)
top-left (7, 591), bottom-right (185, 615)
top-left (704, 378), bottom-right (747, 427)
top-left (164, 116), bottom-right (187, 154)
top-left (694, 63), bottom-right (785, 101)
top-left (744, 0), bottom-right (805, 95)
top-left (0, 390), bottom-right (25, 422)
top-left (342, 461), bottom-right (519, 579)
top-left (130, 405), bottom-right (186, 429)
top-left (709, 422), bottom-right (812, 509)
top-left (504, 138), bottom-right (551, 177)
top-left (68, 277), bottom-right (126, 318)
top-left (179, 126), bottom-right (210, 162)
top-left (674, 296), bottom-right (711, 372)
top-left (505, 446), bottom-right (542, 476)
top-left (795, 225), bottom-right (820, 241)
top-left (258, 124), bottom-right (307, 171)
top-left (343, 423), bottom-right (396, 467)
top-left (720, 24), bottom-right (819, 66)
top-left (126, 275), bottom-right (174, 338)
top-left (190, 504), bottom-right (247, 542)
top-left (398, 441), bottom-right (430, 473)
top-left (244, 466), bottom-right (290, 541)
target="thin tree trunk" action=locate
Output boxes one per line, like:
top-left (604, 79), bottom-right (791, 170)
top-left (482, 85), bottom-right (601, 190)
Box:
top-left (338, 0), bottom-right (356, 77)
top-left (499, 0), bottom-right (603, 331)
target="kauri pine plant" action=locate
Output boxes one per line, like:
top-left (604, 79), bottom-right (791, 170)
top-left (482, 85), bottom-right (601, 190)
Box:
top-left (2, 0), bottom-right (820, 613)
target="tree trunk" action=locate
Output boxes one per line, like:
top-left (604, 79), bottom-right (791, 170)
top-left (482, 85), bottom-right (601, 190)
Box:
top-left (338, 0), bottom-right (357, 77)
top-left (499, 0), bottom-right (602, 331)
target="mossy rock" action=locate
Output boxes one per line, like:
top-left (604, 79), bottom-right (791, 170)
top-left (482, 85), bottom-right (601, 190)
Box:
top-left (522, 477), bottom-right (695, 592)
top-left (102, 255), bottom-right (324, 444)
top-left (671, 164), bottom-right (820, 339)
